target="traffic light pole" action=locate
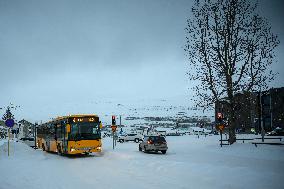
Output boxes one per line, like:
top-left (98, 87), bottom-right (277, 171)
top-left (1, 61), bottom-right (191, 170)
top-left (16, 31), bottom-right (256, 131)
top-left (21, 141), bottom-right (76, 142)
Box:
top-left (111, 115), bottom-right (117, 150)
top-left (220, 130), bottom-right (223, 147)
top-left (112, 131), bottom-right (115, 150)
top-left (114, 132), bottom-right (116, 147)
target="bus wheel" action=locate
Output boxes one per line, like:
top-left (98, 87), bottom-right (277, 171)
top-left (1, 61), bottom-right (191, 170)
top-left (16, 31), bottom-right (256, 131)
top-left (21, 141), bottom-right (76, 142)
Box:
top-left (42, 144), bottom-right (45, 151)
top-left (57, 145), bottom-right (62, 155)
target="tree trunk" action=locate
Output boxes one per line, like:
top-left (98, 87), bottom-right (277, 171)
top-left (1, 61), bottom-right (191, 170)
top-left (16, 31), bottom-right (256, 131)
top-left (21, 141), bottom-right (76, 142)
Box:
top-left (228, 103), bottom-right (237, 144)
top-left (228, 120), bottom-right (236, 144)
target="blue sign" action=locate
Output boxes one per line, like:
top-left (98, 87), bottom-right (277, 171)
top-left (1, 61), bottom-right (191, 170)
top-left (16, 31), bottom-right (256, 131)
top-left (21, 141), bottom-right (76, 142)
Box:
top-left (5, 119), bottom-right (14, 128)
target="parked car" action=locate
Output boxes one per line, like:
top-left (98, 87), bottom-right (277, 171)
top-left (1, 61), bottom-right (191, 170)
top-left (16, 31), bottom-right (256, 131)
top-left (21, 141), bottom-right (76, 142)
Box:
top-left (267, 127), bottom-right (284, 136)
top-left (166, 132), bottom-right (181, 136)
top-left (139, 135), bottom-right (168, 154)
top-left (210, 130), bottom-right (219, 135)
top-left (118, 133), bottom-right (143, 143)
top-left (20, 137), bottom-right (35, 147)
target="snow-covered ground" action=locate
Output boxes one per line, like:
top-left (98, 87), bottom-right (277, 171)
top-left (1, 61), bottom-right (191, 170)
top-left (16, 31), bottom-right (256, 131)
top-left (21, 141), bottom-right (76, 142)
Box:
top-left (1, 135), bottom-right (284, 189)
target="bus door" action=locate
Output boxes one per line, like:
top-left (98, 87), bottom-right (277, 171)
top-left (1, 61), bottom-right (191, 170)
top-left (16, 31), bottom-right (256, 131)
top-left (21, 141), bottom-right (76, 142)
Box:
top-left (63, 122), bottom-right (68, 153)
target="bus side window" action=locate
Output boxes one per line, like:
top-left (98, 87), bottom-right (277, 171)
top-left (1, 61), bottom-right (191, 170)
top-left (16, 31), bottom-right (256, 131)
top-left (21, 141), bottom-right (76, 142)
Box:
top-left (58, 125), bottom-right (62, 138)
top-left (50, 123), bottom-right (55, 137)
top-left (58, 125), bottom-right (63, 138)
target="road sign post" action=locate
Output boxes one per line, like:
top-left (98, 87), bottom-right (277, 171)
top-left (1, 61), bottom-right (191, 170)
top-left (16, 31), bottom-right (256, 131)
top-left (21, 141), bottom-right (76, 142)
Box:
top-left (112, 131), bottom-right (114, 150)
top-left (8, 128), bottom-right (10, 156)
top-left (5, 119), bottom-right (14, 156)
top-left (216, 124), bottom-right (225, 147)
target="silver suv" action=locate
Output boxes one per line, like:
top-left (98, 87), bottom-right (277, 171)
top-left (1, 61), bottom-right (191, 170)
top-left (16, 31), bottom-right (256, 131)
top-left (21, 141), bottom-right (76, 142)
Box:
top-left (139, 136), bottom-right (168, 154)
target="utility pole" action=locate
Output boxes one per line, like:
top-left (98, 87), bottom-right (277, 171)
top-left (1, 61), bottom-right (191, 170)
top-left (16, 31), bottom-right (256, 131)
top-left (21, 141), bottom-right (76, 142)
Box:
top-left (250, 92), bottom-right (254, 134)
top-left (270, 89), bottom-right (273, 131)
top-left (34, 122), bottom-right (38, 149)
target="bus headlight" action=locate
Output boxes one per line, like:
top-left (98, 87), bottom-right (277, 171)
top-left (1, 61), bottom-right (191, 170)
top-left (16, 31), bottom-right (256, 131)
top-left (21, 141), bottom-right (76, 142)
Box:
top-left (71, 148), bottom-right (75, 152)
top-left (96, 147), bottom-right (102, 151)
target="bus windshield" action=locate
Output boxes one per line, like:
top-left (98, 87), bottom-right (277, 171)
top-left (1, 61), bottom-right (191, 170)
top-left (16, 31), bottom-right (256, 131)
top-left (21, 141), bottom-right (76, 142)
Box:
top-left (69, 122), bottom-right (101, 140)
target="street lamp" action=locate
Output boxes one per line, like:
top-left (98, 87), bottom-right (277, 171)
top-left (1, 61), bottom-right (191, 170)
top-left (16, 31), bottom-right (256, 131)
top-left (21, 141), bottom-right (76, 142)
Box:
top-left (257, 76), bottom-right (265, 142)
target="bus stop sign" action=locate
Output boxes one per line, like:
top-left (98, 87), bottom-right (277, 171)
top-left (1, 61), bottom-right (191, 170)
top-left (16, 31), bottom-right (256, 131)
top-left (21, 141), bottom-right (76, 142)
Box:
top-left (5, 119), bottom-right (15, 128)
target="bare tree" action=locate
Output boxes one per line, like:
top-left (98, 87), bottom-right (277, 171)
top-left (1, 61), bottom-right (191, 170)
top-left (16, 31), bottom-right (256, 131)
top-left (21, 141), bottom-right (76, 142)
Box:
top-left (185, 0), bottom-right (279, 144)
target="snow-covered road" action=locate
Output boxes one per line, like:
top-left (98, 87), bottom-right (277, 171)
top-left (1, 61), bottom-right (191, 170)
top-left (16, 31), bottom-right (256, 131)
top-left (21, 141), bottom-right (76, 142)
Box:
top-left (1, 135), bottom-right (284, 189)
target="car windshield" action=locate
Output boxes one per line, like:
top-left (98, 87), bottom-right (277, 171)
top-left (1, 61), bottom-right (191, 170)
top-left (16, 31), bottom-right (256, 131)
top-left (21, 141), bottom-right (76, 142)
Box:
top-left (69, 122), bottom-right (101, 140)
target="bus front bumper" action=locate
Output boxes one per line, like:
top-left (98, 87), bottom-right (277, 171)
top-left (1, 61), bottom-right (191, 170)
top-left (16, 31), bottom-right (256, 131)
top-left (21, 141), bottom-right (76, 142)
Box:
top-left (69, 146), bottom-right (102, 154)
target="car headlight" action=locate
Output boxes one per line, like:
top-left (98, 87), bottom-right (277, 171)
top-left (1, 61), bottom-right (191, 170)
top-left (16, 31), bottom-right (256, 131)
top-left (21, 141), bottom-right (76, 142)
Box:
top-left (71, 148), bottom-right (75, 152)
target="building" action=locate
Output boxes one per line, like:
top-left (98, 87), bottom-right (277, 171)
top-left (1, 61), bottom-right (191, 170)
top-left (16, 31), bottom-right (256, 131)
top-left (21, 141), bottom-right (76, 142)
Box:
top-left (215, 87), bottom-right (284, 133)
top-left (260, 87), bottom-right (284, 130)
top-left (18, 119), bottom-right (35, 138)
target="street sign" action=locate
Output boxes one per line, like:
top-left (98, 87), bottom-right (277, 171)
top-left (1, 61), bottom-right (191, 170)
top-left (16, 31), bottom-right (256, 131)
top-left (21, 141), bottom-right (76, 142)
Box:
top-left (216, 124), bottom-right (225, 131)
top-left (218, 125), bottom-right (225, 131)
top-left (5, 119), bottom-right (14, 128)
top-left (111, 125), bottom-right (117, 132)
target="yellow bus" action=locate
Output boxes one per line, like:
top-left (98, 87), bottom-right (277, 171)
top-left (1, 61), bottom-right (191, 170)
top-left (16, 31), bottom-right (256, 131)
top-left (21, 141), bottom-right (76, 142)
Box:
top-left (37, 114), bottom-right (102, 155)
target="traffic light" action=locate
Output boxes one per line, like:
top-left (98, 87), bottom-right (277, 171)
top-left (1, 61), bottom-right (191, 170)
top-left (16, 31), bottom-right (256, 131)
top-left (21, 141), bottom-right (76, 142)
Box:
top-left (112, 115), bottom-right (116, 125)
top-left (217, 113), bottom-right (223, 123)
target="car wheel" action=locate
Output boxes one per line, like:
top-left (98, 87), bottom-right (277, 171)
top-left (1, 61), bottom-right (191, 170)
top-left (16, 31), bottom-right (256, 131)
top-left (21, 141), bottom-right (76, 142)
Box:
top-left (139, 145), bottom-right (142, 151)
top-left (134, 138), bottom-right (139, 143)
top-left (144, 146), bottom-right (148, 153)
top-left (161, 150), bottom-right (166, 154)
top-left (120, 139), bottom-right (124, 143)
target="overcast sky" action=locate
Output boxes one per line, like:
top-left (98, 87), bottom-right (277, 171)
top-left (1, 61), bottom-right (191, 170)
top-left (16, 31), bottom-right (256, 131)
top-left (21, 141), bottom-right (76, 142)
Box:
top-left (0, 0), bottom-right (283, 122)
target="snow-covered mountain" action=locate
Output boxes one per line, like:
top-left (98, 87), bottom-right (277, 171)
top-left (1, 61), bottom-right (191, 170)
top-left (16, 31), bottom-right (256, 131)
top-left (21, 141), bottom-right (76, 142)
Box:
top-left (6, 95), bottom-right (214, 125)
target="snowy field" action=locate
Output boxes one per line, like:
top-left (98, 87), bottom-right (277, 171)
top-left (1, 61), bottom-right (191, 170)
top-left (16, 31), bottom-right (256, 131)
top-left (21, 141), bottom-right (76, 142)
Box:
top-left (1, 135), bottom-right (284, 189)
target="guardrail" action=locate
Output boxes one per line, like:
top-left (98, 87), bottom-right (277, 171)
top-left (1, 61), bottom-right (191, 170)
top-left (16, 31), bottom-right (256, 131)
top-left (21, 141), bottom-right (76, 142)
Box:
top-left (236, 138), bottom-right (254, 143)
top-left (254, 137), bottom-right (282, 141)
top-left (252, 142), bottom-right (284, 147)
top-left (219, 137), bottom-right (283, 147)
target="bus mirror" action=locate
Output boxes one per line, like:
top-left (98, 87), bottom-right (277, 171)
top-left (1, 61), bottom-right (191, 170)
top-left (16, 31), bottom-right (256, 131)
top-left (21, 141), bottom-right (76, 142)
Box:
top-left (99, 122), bottom-right (103, 129)
top-left (66, 124), bottom-right (71, 133)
